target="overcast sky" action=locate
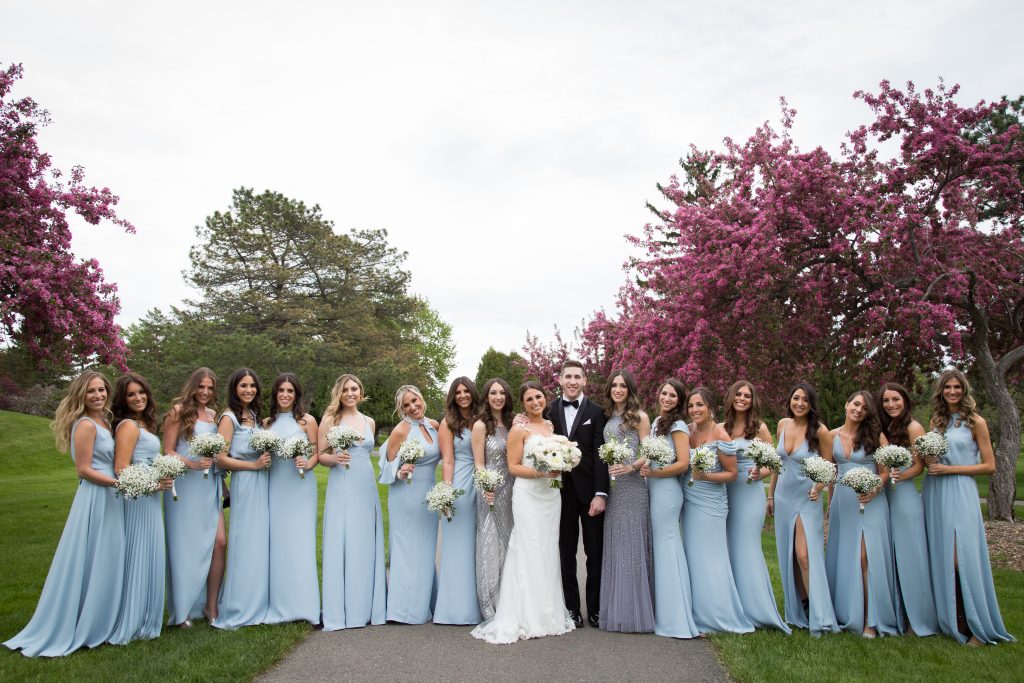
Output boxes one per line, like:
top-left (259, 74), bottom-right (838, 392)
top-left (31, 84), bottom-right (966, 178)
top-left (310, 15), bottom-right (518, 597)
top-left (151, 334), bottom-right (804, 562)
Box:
top-left (4, 1), bottom-right (1023, 382)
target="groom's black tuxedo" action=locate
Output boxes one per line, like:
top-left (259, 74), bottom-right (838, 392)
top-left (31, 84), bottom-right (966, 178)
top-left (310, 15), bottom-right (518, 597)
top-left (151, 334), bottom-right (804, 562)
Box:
top-left (547, 395), bottom-right (607, 619)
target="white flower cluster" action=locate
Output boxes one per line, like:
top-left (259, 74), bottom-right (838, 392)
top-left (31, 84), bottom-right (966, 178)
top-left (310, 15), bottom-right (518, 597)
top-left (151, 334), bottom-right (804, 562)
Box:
top-left (872, 445), bottom-right (913, 487)
top-left (115, 463), bottom-right (159, 499)
top-left (800, 455), bottom-right (837, 486)
top-left (279, 436), bottom-right (314, 479)
top-left (425, 481), bottom-right (465, 522)
top-left (248, 429), bottom-right (281, 458)
top-left (839, 466), bottom-right (883, 514)
top-left (914, 432), bottom-right (948, 461)
top-left (397, 439), bottom-right (425, 484)
top-left (473, 468), bottom-right (504, 508)
top-left (152, 454), bottom-right (187, 501)
top-left (638, 435), bottom-right (675, 467)
top-left (188, 432), bottom-right (226, 478)
top-left (688, 445), bottom-right (718, 487)
top-left (526, 435), bottom-right (582, 488)
top-left (744, 439), bottom-right (782, 483)
top-left (327, 425), bottom-right (364, 470)
top-left (599, 438), bottom-right (634, 488)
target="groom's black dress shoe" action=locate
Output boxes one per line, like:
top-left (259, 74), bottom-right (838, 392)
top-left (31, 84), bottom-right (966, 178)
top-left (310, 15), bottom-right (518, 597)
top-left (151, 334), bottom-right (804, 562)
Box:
top-left (587, 612), bottom-right (600, 628)
top-left (569, 611), bottom-right (584, 627)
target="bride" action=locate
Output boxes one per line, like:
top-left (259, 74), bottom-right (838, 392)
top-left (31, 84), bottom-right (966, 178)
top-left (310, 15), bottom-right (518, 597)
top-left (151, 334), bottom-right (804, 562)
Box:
top-left (471, 382), bottom-right (575, 644)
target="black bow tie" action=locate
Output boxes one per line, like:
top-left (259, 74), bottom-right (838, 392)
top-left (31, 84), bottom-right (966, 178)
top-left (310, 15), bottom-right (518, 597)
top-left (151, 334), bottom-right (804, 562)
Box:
top-left (564, 399), bottom-right (580, 409)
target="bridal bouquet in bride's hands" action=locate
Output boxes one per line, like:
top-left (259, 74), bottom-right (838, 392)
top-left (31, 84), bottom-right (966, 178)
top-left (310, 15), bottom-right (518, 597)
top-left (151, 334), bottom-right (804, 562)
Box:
top-left (526, 434), bottom-right (582, 489)
top-left (425, 481), bottom-right (465, 522)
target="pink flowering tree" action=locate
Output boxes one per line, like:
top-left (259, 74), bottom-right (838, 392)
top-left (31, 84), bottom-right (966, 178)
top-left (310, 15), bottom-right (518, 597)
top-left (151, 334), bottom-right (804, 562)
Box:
top-left (530, 81), bottom-right (1023, 519)
top-left (0, 63), bottom-right (133, 369)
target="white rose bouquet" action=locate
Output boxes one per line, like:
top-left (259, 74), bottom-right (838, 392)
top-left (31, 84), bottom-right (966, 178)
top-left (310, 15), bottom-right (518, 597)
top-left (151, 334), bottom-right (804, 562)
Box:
top-left (526, 434), bottom-right (582, 489)
top-left (279, 435), bottom-right (314, 479)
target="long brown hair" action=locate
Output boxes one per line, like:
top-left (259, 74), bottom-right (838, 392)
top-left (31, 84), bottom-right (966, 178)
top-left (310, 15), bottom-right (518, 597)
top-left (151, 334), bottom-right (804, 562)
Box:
top-left (786, 382), bottom-right (822, 453)
top-left (722, 380), bottom-right (762, 440)
top-left (444, 377), bottom-right (480, 436)
top-left (112, 372), bottom-right (158, 434)
top-left (654, 379), bottom-right (688, 437)
top-left (929, 368), bottom-right (978, 433)
top-left (604, 369), bottom-right (642, 434)
top-left (877, 382), bottom-right (913, 448)
top-left (52, 371), bottom-right (113, 453)
top-left (479, 378), bottom-right (513, 436)
top-left (322, 373), bottom-right (365, 425)
top-left (685, 386), bottom-right (718, 428)
top-left (227, 368), bottom-right (263, 423)
top-left (268, 373), bottom-right (308, 426)
top-left (168, 367), bottom-right (218, 441)
top-left (845, 390), bottom-right (880, 455)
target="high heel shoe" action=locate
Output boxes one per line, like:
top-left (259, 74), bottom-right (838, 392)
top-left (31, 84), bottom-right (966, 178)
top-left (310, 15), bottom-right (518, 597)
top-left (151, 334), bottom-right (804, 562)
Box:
top-left (178, 619), bottom-right (192, 629)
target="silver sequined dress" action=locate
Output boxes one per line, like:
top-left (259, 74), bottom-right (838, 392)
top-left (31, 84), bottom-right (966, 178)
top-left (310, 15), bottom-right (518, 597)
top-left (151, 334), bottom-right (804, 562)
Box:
top-left (599, 414), bottom-right (655, 632)
top-left (474, 424), bottom-right (514, 620)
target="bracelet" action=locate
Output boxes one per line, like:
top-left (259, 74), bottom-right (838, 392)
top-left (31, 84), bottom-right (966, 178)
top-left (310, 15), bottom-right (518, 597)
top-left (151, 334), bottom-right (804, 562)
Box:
top-left (766, 496), bottom-right (774, 500)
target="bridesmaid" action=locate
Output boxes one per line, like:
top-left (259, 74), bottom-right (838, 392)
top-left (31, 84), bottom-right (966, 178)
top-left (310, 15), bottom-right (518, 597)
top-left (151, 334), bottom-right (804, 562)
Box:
top-left (923, 369), bottom-right (1014, 646)
top-left (162, 367), bottom-right (225, 626)
top-left (768, 382), bottom-right (838, 635)
top-left (319, 374), bottom-right (386, 630)
top-left (434, 377), bottom-right (482, 624)
top-left (472, 378), bottom-right (515, 621)
top-left (4, 372), bottom-right (125, 657)
top-left (109, 373), bottom-right (170, 645)
top-left (599, 369), bottom-right (654, 633)
top-left (683, 387), bottom-right (753, 634)
top-left (721, 380), bottom-right (790, 633)
top-left (379, 384), bottom-right (441, 623)
top-left (877, 382), bottom-right (938, 636)
top-left (825, 390), bottom-right (899, 637)
top-left (212, 368), bottom-right (272, 629)
top-left (639, 379), bottom-right (699, 639)
top-left (265, 373), bottom-right (320, 624)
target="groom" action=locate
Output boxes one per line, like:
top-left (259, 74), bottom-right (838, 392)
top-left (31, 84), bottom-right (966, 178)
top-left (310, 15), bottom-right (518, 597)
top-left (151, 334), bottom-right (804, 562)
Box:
top-left (547, 360), bottom-right (608, 628)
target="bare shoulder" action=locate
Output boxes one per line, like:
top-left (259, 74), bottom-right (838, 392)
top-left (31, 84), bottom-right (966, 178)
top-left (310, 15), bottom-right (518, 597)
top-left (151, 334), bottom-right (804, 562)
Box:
top-left (390, 421), bottom-right (412, 439)
top-left (907, 419), bottom-right (926, 439)
top-left (472, 419), bottom-right (487, 434)
top-left (712, 423), bottom-right (731, 441)
top-left (428, 418), bottom-right (440, 430)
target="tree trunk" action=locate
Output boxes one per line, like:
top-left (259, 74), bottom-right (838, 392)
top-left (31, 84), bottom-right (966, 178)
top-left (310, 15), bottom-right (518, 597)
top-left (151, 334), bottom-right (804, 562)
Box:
top-left (969, 318), bottom-right (1022, 522)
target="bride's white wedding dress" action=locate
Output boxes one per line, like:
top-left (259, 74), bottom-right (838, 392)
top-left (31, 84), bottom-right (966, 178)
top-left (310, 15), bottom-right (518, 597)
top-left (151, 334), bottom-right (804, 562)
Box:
top-left (471, 433), bottom-right (575, 644)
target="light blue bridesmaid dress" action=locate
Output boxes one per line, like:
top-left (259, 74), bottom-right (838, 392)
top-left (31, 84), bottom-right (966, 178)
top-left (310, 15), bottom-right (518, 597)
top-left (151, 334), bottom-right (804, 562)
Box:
top-left (682, 440), bottom-right (753, 634)
top-left (434, 426), bottom-right (481, 624)
top-left (922, 415), bottom-right (1014, 644)
top-left (824, 435), bottom-right (898, 635)
top-left (212, 411), bottom-right (270, 629)
top-left (265, 412), bottom-right (320, 624)
top-left (322, 416), bottom-right (386, 630)
top-left (725, 437), bottom-right (790, 633)
top-left (4, 418), bottom-right (126, 657)
top-left (774, 426), bottom-right (838, 635)
top-left (109, 422), bottom-right (165, 644)
top-left (164, 419), bottom-right (222, 624)
top-left (886, 459), bottom-right (939, 635)
top-left (378, 420), bottom-right (441, 623)
top-left (647, 419), bottom-right (700, 638)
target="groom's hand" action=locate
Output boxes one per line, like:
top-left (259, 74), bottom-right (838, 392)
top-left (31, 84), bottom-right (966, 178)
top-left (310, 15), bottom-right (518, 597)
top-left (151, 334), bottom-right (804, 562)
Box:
top-left (588, 496), bottom-right (606, 517)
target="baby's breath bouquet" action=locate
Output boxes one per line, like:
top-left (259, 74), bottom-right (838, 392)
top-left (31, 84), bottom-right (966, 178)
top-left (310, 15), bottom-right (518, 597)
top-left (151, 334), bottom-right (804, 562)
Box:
top-left (397, 439), bottom-right (425, 484)
top-left (872, 445), bottom-right (913, 488)
top-left (914, 432), bottom-right (948, 464)
top-left (473, 469), bottom-right (505, 511)
top-left (801, 456), bottom-right (838, 497)
top-left (688, 445), bottom-right (718, 487)
top-left (639, 435), bottom-right (675, 468)
top-left (115, 463), bottom-right (159, 499)
top-left (326, 424), bottom-right (364, 470)
top-left (744, 439), bottom-right (782, 484)
top-left (187, 431), bottom-right (226, 478)
top-left (152, 454), bottom-right (187, 501)
top-left (248, 429), bottom-right (281, 469)
top-left (279, 435), bottom-right (314, 479)
top-left (839, 466), bottom-right (883, 514)
top-left (425, 481), bottom-right (465, 522)
top-left (598, 438), bottom-right (633, 488)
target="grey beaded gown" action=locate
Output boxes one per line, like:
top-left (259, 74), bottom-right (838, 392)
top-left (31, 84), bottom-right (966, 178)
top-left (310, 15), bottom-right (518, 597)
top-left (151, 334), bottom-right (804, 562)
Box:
top-left (599, 414), bottom-right (655, 632)
top-left (475, 424), bottom-right (514, 620)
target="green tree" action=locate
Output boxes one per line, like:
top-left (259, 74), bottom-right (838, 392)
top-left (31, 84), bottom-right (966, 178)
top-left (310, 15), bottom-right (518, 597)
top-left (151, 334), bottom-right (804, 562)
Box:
top-left (474, 347), bottom-right (526, 393)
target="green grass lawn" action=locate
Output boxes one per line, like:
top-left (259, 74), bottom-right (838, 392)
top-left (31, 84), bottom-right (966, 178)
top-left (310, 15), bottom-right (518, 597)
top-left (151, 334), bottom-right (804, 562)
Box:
top-left (975, 450), bottom-right (1024, 502)
top-left (1, 409), bottom-right (1021, 682)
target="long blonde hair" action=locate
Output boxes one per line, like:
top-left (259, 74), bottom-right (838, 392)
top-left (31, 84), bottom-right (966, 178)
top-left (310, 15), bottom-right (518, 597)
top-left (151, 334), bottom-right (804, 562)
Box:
top-left (52, 371), bottom-right (112, 453)
top-left (322, 374), bottom-right (366, 425)
top-left (930, 368), bottom-right (978, 433)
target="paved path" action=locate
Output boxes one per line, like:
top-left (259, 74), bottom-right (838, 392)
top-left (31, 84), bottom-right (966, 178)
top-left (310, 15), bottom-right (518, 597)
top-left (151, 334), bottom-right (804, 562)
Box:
top-left (257, 531), bottom-right (729, 682)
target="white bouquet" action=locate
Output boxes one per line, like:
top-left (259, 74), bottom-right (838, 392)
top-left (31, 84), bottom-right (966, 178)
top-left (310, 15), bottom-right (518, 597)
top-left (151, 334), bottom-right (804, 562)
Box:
top-left (279, 435), bottom-right (314, 479)
top-left (872, 445), bottom-right (913, 488)
top-left (688, 445), bottom-right (717, 487)
top-left (839, 466), bottom-right (883, 514)
top-left (639, 435), bottom-right (675, 467)
top-left (425, 481), bottom-right (465, 522)
top-left (248, 428), bottom-right (281, 469)
top-left (914, 432), bottom-right (948, 464)
top-left (152, 454), bottom-right (187, 501)
top-left (473, 469), bottom-right (505, 511)
top-left (526, 434), bottom-right (582, 489)
top-left (115, 463), bottom-right (159, 499)
top-left (326, 424), bottom-right (364, 470)
top-left (187, 431), bottom-right (226, 478)
top-left (598, 438), bottom-right (633, 488)
top-left (397, 439), bottom-right (425, 485)
top-left (744, 439), bottom-right (783, 484)
top-left (800, 455), bottom-right (838, 497)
